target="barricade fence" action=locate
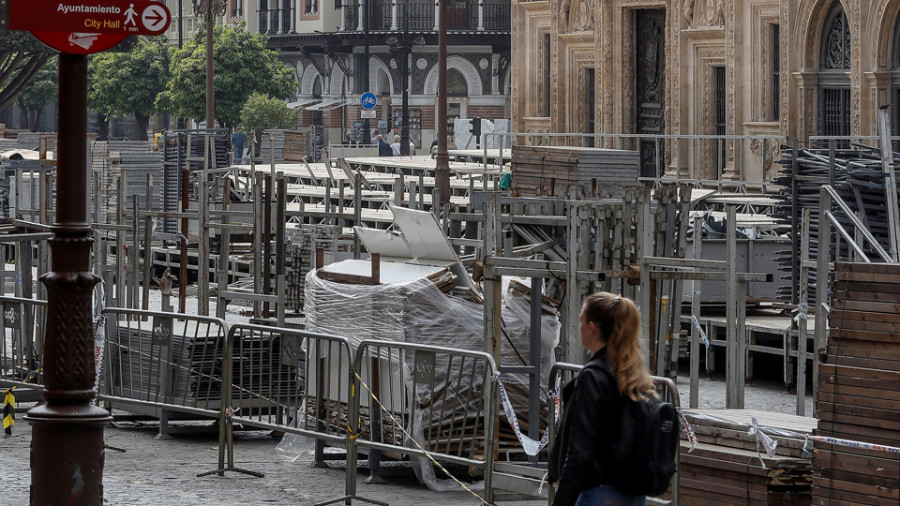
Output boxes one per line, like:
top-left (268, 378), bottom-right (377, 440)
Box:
top-left (98, 308), bottom-right (230, 475)
top-left (339, 339), bottom-right (499, 506)
top-left (6, 305), bottom-right (702, 503)
top-left (0, 296), bottom-right (47, 388)
top-left (221, 324), bottom-right (353, 478)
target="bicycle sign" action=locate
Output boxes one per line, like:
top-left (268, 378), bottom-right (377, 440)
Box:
top-left (360, 92), bottom-right (377, 110)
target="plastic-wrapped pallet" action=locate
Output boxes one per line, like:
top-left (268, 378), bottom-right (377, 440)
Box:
top-left (304, 268), bottom-right (558, 441)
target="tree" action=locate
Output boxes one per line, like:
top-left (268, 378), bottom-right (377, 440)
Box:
top-left (0, 31), bottom-right (55, 113)
top-left (240, 92), bottom-right (298, 153)
top-left (17, 57), bottom-right (57, 131)
top-left (159, 24), bottom-right (296, 128)
top-left (88, 36), bottom-right (171, 140)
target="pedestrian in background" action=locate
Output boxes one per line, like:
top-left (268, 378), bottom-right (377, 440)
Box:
top-left (231, 127), bottom-right (246, 165)
top-left (377, 135), bottom-right (392, 157)
top-left (391, 135), bottom-right (402, 156)
top-left (370, 129), bottom-right (380, 144)
top-left (548, 292), bottom-right (654, 506)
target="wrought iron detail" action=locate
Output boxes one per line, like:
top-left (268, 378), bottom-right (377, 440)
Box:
top-left (821, 3), bottom-right (850, 70)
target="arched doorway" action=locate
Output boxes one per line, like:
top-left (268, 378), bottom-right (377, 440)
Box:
top-left (818, 1), bottom-right (851, 141)
top-left (446, 68), bottom-right (468, 137)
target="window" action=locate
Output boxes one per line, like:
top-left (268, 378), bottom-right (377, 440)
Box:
top-left (232, 0), bottom-right (243, 18)
top-left (543, 33), bottom-right (551, 117)
top-left (305, 0), bottom-right (318, 15)
top-left (818, 1), bottom-right (850, 140)
top-left (772, 24), bottom-right (780, 121)
top-left (586, 68), bottom-right (595, 146)
top-left (447, 69), bottom-right (468, 96)
top-left (714, 66), bottom-right (726, 173)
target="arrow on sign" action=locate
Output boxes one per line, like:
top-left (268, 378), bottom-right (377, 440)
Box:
top-left (141, 5), bottom-right (169, 32)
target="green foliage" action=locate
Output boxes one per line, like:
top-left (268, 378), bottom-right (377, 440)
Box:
top-left (17, 57), bottom-right (57, 131)
top-left (18, 57), bottom-right (57, 111)
top-left (88, 36), bottom-right (171, 139)
top-left (0, 31), bottom-right (55, 111)
top-left (240, 92), bottom-right (298, 145)
top-left (88, 36), bottom-right (171, 118)
top-left (159, 24), bottom-right (296, 128)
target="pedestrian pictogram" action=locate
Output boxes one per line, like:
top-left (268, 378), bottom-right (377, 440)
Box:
top-left (124, 4), bottom-right (138, 26)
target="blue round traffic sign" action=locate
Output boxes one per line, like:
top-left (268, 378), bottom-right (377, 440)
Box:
top-left (361, 92), bottom-right (377, 110)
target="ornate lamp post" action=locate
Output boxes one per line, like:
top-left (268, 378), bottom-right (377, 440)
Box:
top-left (193, 0), bottom-right (227, 129)
top-left (434, 0), bottom-right (450, 203)
top-left (27, 52), bottom-right (111, 506)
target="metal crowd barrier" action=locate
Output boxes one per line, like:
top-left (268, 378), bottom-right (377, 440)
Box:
top-left (0, 296), bottom-right (47, 391)
top-left (547, 362), bottom-right (681, 506)
top-left (320, 339), bottom-right (498, 505)
top-left (99, 308), bottom-right (229, 474)
top-left (218, 323), bottom-right (353, 478)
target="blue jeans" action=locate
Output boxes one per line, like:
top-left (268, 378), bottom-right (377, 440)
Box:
top-left (574, 484), bottom-right (646, 506)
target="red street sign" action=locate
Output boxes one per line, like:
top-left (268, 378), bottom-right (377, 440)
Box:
top-left (9, 0), bottom-right (172, 54)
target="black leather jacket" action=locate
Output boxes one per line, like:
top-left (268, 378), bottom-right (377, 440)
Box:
top-left (548, 347), bottom-right (625, 506)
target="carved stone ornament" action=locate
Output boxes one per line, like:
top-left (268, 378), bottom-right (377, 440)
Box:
top-left (560, 0), bottom-right (593, 33)
top-left (683, 0), bottom-right (724, 28)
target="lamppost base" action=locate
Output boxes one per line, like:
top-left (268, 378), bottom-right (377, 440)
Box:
top-left (26, 404), bottom-right (111, 505)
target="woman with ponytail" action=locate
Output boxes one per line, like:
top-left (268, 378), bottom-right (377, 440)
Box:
top-left (548, 292), bottom-right (655, 506)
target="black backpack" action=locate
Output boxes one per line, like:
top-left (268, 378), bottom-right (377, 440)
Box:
top-left (584, 361), bottom-right (680, 497)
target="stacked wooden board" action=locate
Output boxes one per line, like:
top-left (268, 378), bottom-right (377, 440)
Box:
top-left (283, 130), bottom-right (307, 162)
top-left (814, 262), bottom-right (900, 506)
top-left (680, 409), bottom-right (815, 505)
top-left (510, 145), bottom-right (639, 197)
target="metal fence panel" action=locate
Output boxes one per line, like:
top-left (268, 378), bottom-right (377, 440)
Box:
top-left (0, 296), bottom-right (47, 388)
top-left (345, 339), bottom-right (498, 500)
top-left (99, 308), bottom-right (228, 418)
top-left (227, 323), bottom-right (353, 447)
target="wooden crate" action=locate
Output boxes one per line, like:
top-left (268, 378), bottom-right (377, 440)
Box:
top-left (813, 262), bottom-right (900, 505)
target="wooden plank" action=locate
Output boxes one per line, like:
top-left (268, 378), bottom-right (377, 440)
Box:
top-left (818, 409), bottom-right (900, 431)
top-left (834, 270), bottom-right (900, 283)
top-left (831, 318), bottom-right (900, 334)
top-left (833, 298), bottom-right (900, 313)
top-left (835, 262), bottom-right (900, 276)
top-left (835, 280), bottom-right (900, 294)
top-left (813, 474), bottom-right (899, 499)
top-left (813, 448), bottom-right (900, 477)
top-left (831, 289), bottom-right (900, 304)
top-left (829, 308), bottom-right (900, 326)
top-left (823, 355), bottom-right (900, 372)
top-left (826, 339), bottom-right (900, 358)
top-left (812, 467), bottom-right (900, 495)
top-left (816, 420), bottom-right (900, 446)
top-left (818, 363), bottom-right (900, 381)
top-left (830, 327), bottom-right (900, 343)
top-left (812, 481), bottom-right (899, 506)
top-left (817, 389), bottom-right (900, 409)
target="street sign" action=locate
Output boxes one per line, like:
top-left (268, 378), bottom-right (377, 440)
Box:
top-left (10, 0), bottom-right (171, 54)
top-left (361, 110), bottom-right (377, 119)
top-left (361, 92), bottom-right (377, 110)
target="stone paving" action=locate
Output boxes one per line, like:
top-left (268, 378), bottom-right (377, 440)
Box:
top-left (2, 369), bottom-right (813, 505)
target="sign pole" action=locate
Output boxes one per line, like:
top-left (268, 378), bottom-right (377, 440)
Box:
top-left (26, 52), bottom-right (110, 505)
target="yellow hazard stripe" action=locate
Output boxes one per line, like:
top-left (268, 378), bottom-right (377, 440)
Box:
top-left (3, 390), bottom-right (15, 409)
top-left (2, 414), bottom-right (12, 430)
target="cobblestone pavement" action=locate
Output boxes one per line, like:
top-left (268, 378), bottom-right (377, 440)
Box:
top-left (2, 370), bottom-right (813, 505)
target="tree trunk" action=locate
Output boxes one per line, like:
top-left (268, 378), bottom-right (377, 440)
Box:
top-left (134, 112), bottom-right (150, 141)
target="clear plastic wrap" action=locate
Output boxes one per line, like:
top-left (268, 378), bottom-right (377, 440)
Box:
top-left (303, 267), bottom-right (559, 489)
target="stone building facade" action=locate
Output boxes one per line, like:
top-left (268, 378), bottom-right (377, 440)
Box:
top-left (236, 0), bottom-right (512, 155)
top-left (511, 0), bottom-right (900, 182)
